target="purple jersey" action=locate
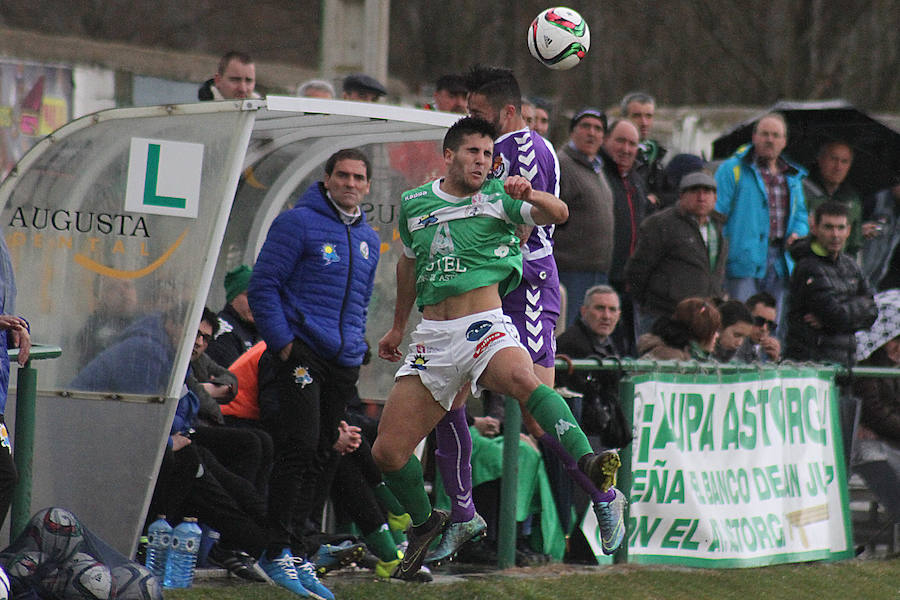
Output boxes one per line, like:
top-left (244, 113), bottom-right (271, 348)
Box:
top-left (489, 127), bottom-right (561, 364)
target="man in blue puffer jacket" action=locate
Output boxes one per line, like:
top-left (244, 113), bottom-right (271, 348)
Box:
top-left (248, 148), bottom-right (380, 599)
top-left (715, 113), bottom-right (808, 324)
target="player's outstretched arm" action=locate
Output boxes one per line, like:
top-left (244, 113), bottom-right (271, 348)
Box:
top-left (504, 175), bottom-right (568, 225)
top-left (378, 254), bottom-right (417, 362)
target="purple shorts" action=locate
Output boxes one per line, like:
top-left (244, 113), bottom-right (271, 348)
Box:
top-left (506, 309), bottom-right (558, 368)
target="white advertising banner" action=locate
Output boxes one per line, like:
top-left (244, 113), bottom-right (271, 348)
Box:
top-left (626, 369), bottom-right (853, 566)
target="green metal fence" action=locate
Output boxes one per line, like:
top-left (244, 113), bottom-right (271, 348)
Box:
top-left (494, 358), bottom-right (900, 568)
top-left (8, 344), bottom-right (61, 539)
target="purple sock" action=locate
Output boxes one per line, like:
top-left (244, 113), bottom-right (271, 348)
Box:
top-left (539, 433), bottom-right (615, 503)
top-left (434, 407), bottom-right (476, 523)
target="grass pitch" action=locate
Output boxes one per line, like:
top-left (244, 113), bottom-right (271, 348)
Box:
top-left (163, 557), bottom-right (900, 600)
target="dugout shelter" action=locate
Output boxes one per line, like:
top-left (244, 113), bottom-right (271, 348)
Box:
top-left (0, 97), bottom-right (457, 555)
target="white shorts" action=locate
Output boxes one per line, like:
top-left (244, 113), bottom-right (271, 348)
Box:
top-left (394, 308), bottom-right (525, 410)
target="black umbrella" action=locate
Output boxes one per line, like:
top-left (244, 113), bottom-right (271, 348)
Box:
top-left (711, 100), bottom-right (900, 195)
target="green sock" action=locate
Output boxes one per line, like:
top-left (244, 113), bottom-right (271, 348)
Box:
top-left (373, 482), bottom-right (406, 517)
top-left (380, 455), bottom-right (433, 526)
top-left (526, 384), bottom-right (593, 460)
top-left (387, 512), bottom-right (409, 545)
top-left (364, 524), bottom-right (402, 562)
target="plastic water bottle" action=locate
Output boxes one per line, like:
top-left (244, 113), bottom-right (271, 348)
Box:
top-left (145, 516), bottom-right (172, 579)
top-left (163, 517), bottom-right (202, 588)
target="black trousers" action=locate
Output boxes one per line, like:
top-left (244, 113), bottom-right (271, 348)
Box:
top-left (148, 443), bottom-right (268, 558)
top-left (261, 339), bottom-right (359, 554)
top-left (193, 424), bottom-right (273, 496)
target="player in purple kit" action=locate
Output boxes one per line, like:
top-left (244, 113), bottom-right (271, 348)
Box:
top-left (425, 66), bottom-right (623, 564)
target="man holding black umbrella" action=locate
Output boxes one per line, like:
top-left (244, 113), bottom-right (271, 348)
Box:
top-left (804, 141), bottom-right (863, 256)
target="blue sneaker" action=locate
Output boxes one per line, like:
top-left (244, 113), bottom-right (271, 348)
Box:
top-left (594, 487), bottom-right (626, 555)
top-left (310, 541), bottom-right (366, 575)
top-left (424, 513), bottom-right (487, 564)
top-left (293, 557), bottom-right (334, 600)
top-left (258, 548), bottom-right (311, 597)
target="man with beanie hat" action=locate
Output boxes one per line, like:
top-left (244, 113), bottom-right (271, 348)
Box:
top-left (207, 264), bottom-right (260, 368)
top-left (555, 108), bottom-right (614, 327)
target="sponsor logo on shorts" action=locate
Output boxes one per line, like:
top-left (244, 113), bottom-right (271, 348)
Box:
top-left (473, 331), bottom-right (506, 358)
top-left (409, 354), bottom-right (428, 370)
top-left (466, 320), bottom-right (493, 341)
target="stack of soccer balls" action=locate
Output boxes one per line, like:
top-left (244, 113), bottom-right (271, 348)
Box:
top-left (0, 507), bottom-right (162, 600)
top-left (527, 7), bottom-right (591, 70)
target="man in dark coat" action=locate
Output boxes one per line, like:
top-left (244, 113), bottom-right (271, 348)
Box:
top-left (626, 171), bottom-right (728, 337)
top-left (785, 201), bottom-right (878, 365)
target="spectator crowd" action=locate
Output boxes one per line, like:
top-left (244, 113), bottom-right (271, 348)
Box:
top-left (4, 49), bottom-right (897, 598)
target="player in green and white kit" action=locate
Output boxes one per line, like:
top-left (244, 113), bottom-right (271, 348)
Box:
top-left (372, 117), bottom-right (624, 579)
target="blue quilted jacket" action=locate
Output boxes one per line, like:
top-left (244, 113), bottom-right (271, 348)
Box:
top-left (248, 182), bottom-right (380, 367)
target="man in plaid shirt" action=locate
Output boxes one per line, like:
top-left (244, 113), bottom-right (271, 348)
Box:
top-left (714, 113), bottom-right (809, 328)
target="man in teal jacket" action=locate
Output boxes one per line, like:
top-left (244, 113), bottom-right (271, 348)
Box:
top-left (714, 113), bottom-right (808, 324)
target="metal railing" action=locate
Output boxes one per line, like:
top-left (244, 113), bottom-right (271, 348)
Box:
top-left (494, 357), bottom-right (900, 568)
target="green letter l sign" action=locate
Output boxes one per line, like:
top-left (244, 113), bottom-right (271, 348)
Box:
top-left (143, 143), bottom-right (187, 209)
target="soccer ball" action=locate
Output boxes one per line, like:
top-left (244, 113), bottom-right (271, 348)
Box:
top-left (3, 549), bottom-right (48, 581)
top-left (111, 563), bottom-right (164, 600)
top-left (527, 7), bottom-right (590, 70)
top-left (0, 564), bottom-right (10, 600)
top-left (55, 553), bottom-right (113, 600)
top-left (25, 507), bottom-right (85, 562)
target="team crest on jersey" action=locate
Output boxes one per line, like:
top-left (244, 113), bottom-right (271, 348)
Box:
top-left (466, 320), bottom-right (493, 341)
top-left (409, 354), bottom-right (428, 370)
top-left (490, 155), bottom-right (508, 179)
top-left (360, 241), bottom-right (369, 259)
top-left (293, 366), bottom-right (313, 387)
top-left (322, 243), bottom-right (340, 264)
top-left (494, 245), bottom-right (510, 257)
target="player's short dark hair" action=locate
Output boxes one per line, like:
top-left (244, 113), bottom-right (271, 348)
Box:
top-left (201, 307), bottom-right (220, 336)
top-left (325, 148), bottom-right (372, 180)
top-left (716, 299), bottom-right (753, 329)
top-left (465, 65), bottom-right (521, 112)
top-left (814, 200), bottom-right (850, 225)
top-left (218, 51), bottom-right (253, 75)
top-left (746, 292), bottom-right (777, 312)
top-left (443, 117), bottom-right (497, 152)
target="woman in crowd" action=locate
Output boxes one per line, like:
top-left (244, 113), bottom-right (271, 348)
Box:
top-left (637, 297), bottom-right (720, 361)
